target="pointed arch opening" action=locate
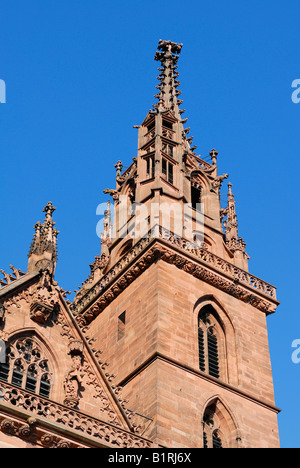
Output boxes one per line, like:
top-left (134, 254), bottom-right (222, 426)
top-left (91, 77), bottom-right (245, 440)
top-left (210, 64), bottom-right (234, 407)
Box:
top-left (191, 176), bottom-right (202, 211)
top-left (190, 170), bottom-right (211, 214)
top-left (194, 296), bottom-right (239, 386)
top-left (202, 397), bottom-right (241, 449)
top-left (0, 335), bottom-right (53, 399)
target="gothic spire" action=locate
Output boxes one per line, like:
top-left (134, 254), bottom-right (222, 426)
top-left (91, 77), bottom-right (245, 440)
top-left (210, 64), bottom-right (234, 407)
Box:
top-left (151, 39), bottom-right (200, 159)
top-left (28, 202), bottom-right (59, 274)
top-left (224, 183), bottom-right (239, 242)
top-left (221, 184), bottom-right (249, 264)
top-left (153, 40), bottom-right (184, 119)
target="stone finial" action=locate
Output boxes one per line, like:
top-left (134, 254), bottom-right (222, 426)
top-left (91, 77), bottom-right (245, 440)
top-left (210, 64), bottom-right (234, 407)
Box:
top-left (222, 183), bottom-right (237, 239)
top-left (154, 40), bottom-right (183, 63)
top-left (43, 202), bottom-right (56, 219)
top-left (114, 161), bottom-right (123, 178)
top-left (210, 149), bottom-right (218, 164)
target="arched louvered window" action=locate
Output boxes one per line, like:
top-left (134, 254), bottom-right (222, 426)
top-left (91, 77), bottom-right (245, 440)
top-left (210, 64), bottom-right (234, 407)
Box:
top-left (212, 431), bottom-right (223, 449)
top-left (0, 337), bottom-right (52, 399)
top-left (202, 398), bottom-right (240, 448)
top-left (203, 428), bottom-right (223, 449)
top-left (198, 305), bottom-right (223, 380)
top-left (207, 329), bottom-right (220, 379)
top-left (198, 327), bottom-right (206, 372)
top-left (203, 403), bottom-right (225, 448)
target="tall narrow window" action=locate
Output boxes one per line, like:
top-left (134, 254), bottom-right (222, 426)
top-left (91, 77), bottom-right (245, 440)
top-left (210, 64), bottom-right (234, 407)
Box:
top-left (0, 337), bottom-right (52, 399)
top-left (0, 360), bottom-right (9, 382)
top-left (203, 430), bottom-right (209, 449)
top-left (25, 365), bottom-right (37, 393)
top-left (198, 328), bottom-right (206, 372)
top-left (168, 162), bottom-right (174, 184)
top-left (191, 184), bottom-right (202, 210)
top-left (207, 329), bottom-right (220, 379)
top-left (40, 372), bottom-right (51, 398)
top-left (162, 158), bottom-right (167, 176)
top-left (118, 311), bottom-right (126, 340)
top-left (198, 305), bottom-right (224, 380)
top-left (146, 156), bottom-right (155, 179)
top-left (12, 359), bottom-right (24, 387)
top-left (162, 158), bottom-right (174, 185)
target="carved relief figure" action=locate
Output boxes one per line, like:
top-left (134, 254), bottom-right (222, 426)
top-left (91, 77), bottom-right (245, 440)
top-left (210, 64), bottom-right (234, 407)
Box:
top-left (64, 341), bottom-right (85, 409)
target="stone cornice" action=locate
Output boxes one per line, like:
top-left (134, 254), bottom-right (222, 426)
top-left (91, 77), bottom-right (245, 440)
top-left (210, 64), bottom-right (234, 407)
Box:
top-left (0, 272), bottom-right (39, 300)
top-left (118, 352), bottom-right (281, 415)
top-left (71, 228), bottom-right (279, 327)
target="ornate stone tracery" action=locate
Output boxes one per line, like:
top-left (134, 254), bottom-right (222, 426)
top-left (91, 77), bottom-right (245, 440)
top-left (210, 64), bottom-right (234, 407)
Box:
top-left (0, 382), bottom-right (153, 448)
top-left (0, 336), bottom-right (52, 399)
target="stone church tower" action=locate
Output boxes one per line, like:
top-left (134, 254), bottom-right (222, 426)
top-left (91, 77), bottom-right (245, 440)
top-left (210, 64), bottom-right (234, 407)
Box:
top-left (0, 40), bottom-right (280, 448)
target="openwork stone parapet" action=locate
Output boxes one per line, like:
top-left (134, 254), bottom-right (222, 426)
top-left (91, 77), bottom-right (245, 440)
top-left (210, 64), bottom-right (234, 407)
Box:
top-left (0, 382), bottom-right (153, 448)
top-left (71, 227), bottom-right (279, 326)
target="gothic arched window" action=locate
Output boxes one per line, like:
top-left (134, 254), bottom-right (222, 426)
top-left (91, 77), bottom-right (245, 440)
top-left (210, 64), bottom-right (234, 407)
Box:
top-left (202, 399), bottom-right (239, 449)
top-left (191, 175), bottom-right (202, 212)
top-left (0, 337), bottom-right (52, 399)
top-left (203, 404), bottom-right (224, 448)
top-left (198, 305), bottom-right (225, 380)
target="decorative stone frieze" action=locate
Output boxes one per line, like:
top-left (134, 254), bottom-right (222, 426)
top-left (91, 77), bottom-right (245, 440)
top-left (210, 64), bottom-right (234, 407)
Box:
top-left (71, 227), bottom-right (278, 327)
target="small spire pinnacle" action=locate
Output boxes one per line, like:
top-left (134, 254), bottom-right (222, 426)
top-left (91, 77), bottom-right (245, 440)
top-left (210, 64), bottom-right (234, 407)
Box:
top-left (210, 149), bottom-right (218, 166)
top-left (101, 201), bottom-right (112, 246)
top-left (153, 40), bottom-right (183, 117)
top-left (115, 161), bottom-right (123, 178)
top-left (221, 184), bottom-right (249, 263)
top-left (28, 202), bottom-right (59, 274)
top-left (225, 183), bottom-right (238, 241)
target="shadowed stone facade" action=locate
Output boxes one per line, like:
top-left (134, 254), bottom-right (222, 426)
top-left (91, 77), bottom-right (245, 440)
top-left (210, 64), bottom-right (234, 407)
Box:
top-left (0, 40), bottom-right (280, 448)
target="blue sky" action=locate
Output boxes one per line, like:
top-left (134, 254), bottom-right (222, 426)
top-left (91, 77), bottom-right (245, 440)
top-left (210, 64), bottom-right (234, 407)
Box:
top-left (1, 0), bottom-right (299, 448)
